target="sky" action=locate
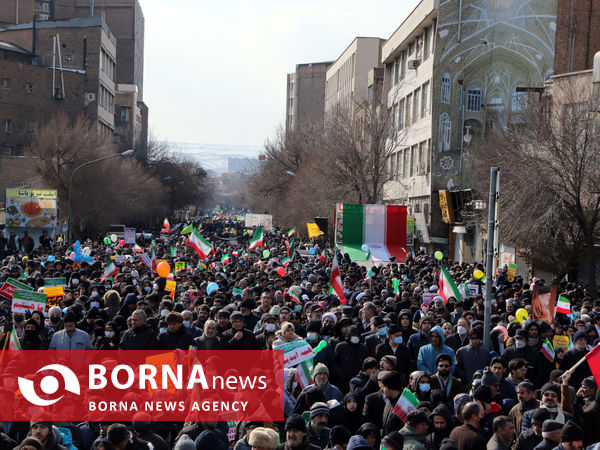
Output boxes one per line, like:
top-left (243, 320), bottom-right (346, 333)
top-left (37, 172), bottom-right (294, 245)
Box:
top-left (142, 0), bottom-right (422, 167)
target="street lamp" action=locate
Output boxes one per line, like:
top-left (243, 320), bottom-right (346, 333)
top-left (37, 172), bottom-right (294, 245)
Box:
top-left (67, 149), bottom-right (135, 242)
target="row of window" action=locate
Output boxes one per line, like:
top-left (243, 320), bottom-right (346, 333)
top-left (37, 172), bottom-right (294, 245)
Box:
top-left (100, 48), bottom-right (116, 81)
top-left (389, 23), bottom-right (435, 86)
top-left (388, 139), bottom-right (431, 180)
top-left (2, 119), bottom-right (38, 135)
top-left (392, 80), bottom-right (430, 131)
top-left (98, 84), bottom-right (114, 113)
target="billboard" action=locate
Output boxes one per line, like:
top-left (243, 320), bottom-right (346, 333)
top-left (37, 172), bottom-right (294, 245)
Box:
top-left (5, 189), bottom-right (57, 228)
top-left (244, 213), bottom-right (273, 229)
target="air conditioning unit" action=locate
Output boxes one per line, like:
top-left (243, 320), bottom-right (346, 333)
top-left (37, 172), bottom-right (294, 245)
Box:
top-left (87, 93), bottom-right (96, 102)
top-left (408, 59), bottom-right (420, 69)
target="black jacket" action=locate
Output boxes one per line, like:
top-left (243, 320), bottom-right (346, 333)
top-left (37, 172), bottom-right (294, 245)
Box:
top-left (193, 334), bottom-right (223, 350)
top-left (222, 327), bottom-right (258, 350)
top-left (349, 371), bottom-right (379, 406)
top-left (119, 323), bottom-right (157, 350)
top-left (157, 326), bottom-right (194, 350)
top-left (362, 390), bottom-right (387, 430)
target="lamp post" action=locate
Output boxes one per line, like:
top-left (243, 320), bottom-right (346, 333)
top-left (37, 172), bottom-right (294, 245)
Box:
top-left (67, 149), bottom-right (135, 242)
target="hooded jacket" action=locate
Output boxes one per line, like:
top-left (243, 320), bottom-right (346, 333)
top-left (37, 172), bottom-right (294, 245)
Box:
top-left (333, 326), bottom-right (370, 388)
top-left (399, 423), bottom-right (426, 450)
top-left (426, 404), bottom-right (454, 449)
top-left (417, 326), bottom-right (455, 376)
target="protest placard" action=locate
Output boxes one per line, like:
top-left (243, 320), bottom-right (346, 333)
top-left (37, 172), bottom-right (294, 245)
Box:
top-left (12, 290), bottom-right (47, 314)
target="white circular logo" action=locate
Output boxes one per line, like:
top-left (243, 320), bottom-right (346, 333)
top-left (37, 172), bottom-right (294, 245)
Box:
top-left (18, 364), bottom-right (81, 406)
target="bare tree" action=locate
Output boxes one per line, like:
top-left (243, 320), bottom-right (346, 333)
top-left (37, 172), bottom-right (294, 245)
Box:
top-left (476, 78), bottom-right (600, 295)
top-left (25, 113), bottom-right (168, 237)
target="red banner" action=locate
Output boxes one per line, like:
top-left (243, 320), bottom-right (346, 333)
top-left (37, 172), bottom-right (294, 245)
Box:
top-left (0, 350), bottom-right (284, 421)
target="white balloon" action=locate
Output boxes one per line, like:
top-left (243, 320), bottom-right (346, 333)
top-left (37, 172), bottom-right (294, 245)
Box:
top-left (110, 234), bottom-right (117, 243)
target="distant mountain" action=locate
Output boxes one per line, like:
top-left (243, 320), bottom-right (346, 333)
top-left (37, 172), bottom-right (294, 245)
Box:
top-left (168, 142), bottom-right (263, 175)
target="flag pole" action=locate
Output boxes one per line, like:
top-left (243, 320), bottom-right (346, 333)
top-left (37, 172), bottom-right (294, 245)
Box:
top-left (564, 347), bottom-right (597, 374)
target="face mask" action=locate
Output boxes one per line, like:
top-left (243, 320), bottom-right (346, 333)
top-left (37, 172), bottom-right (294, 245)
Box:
top-left (144, 286), bottom-right (151, 293)
top-left (105, 284), bottom-right (111, 290)
top-left (183, 321), bottom-right (191, 328)
top-left (161, 309), bottom-right (169, 317)
top-left (90, 302), bottom-right (100, 309)
top-left (469, 319), bottom-right (474, 326)
top-left (105, 331), bottom-right (115, 338)
top-left (307, 332), bottom-right (318, 341)
top-left (71, 279), bottom-right (79, 285)
top-left (50, 316), bottom-right (60, 324)
top-left (91, 291), bottom-right (98, 296)
top-left (457, 325), bottom-right (467, 335)
top-left (516, 340), bottom-right (526, 349)
top-left (350, 336), bottom-right (360, 344)
top-left (322, 325), bottom-right (333, 335)
top-left (294, 304), bottom-right (302, 311)
top-left (393, 336), bottom-right (403, 345)
top-left (265, 323), bottom-right (276, 332)
top-left (377, 327), bottom-right (388, 336)
top-left (159, 328), bottom-right (167, 333)
top-left (419, 383), bottom-right (431, 392)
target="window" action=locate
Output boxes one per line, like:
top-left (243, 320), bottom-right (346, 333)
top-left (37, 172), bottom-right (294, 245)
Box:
top-left (24, 82), bottom-right (34, 94)
top-left (421, 81), bottom-right (430, 118)
top-left (392, 103), bottom-right (398, 130)
top-left (400, 52), bottom-right (407, 80)
top-left (26, 121), bottom-right (37, 134)
top-left (410, 145), bottom-right (418, 177)
top-left (398, 98), bottom-right (405, 130)
top-left (419, 141), bottom-right (428, 174)
top-left (408, 43), bottom-right (414, 58)
top-left (3, 119), bottom-right (12, 134)
top-left (395, 152), bottom-right (401, 180)
top-left (512, 89), bottom-right (528, 112)
top-left (466, 88), bottom-right (482, 112)
top-left (120, 107), bottom-right (130, 122)
top-left (423, 27), bottom-right (430, 60)
top-left (405, 94), bottom-right (412, 126)
top-left (439, 113), bottom-right (451, 152)
top-left (2, 146), bottom-right (13, 156)
top-left (0, 78), bottom-right (9, 89)
top-left (441, 73), bottom-right (451, 104)
top-left (38, 14), bottom-right (49, 20)
top-left (413, 88), bottom-right (420, 123)
top-left (403, 148), bottom-right (409, 178)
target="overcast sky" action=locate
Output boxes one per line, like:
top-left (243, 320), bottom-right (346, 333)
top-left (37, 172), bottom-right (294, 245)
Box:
top-left (143, 0), bottom-right (421, 148)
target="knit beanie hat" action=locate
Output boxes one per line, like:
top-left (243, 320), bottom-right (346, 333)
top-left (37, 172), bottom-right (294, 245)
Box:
top-left (309, 402), bottom-right (330, 419)
top-left (284, 414), bottom-right (307, 433)
top-left (19, 439), bottom-right (43, 450)
top-left (381, 431), bottom-right (404, 450)
top-left (312, 363), bottom-right (329, 377)
top-left (532, 408), bottom-right (551, 426)
top-left (329, 425), bottom-right (351, 446)
top-left (561, 420), bottom-right (584, 443)
top-left (248, 427), bottom-right (278, 449)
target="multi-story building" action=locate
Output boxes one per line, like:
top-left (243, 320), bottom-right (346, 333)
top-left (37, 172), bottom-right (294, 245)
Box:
top-left (286, 61), bottom-right (332, 133)
top-left (554, 0), bottom-right (600, 74)
top-left (226, 157), bottom-right (257, 174)
top-left (381, 0), bottom-right (437, 247)
top-left (0, 17), bottom-right (117, 134)
top-left (324, 37), bottom-right (386, 119)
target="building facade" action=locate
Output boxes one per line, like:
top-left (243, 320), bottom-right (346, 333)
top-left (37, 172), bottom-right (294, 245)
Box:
top-left (381, 0), bottom-right (438, 246)
top-left (286, 61), bottom-right (332, 133)
top-left (324, 37), bottom-right (386, 118)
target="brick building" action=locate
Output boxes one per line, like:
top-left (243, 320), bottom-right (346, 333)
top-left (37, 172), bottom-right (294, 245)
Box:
top-left (286, 61), bottom-right (332, 133)
top-left (0, 39), bottom-right (85, 194)
top-left (554, 0), bottom-right (600, 74)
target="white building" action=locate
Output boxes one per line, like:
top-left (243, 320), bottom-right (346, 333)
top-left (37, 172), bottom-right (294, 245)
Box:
top-left (382, 0), bottom-right (438, 244)
top-left (324, 37), bottom-right (386, 119)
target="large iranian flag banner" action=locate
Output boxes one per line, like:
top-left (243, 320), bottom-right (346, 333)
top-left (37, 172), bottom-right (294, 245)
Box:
top-left (337, 204), bottom-right (407, 262)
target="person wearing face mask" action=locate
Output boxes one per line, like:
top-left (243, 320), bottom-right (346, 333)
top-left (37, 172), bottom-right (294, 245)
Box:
top-left (500, 329), bottom-right (537, 374)
top-left (417, 325), bottom-right (455, 376)
top-left (375, 324), bottom-right (413, 380)
top-left (560, 330), bottom-right (593, 390)
top-left (333, 325), bottom-right (369, 390)
top-left (45, 305), bottom-right (63, 332)
top-left (19, 318), bottom-right (42, 350)
top-left (305, 321), bottom-right (333, 368)
top-left (181, 309), bottom-right (202, 338)
top-left (11, 312), bottom-right (26, 338)
top-left (118, 309), bottom-right (157, 350)
top-left (91, 318), bottom-right (112, 350)
top-left (449, 402), bottom-right (487, 450)
top-left (363, 316), bottom-right (389, 356)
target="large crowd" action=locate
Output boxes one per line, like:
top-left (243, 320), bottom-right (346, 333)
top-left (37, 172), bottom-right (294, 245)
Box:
top-left (0, 211), bottom-right (598, 450)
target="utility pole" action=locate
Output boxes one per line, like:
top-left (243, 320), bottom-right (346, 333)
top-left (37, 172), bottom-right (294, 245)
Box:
top-left (483, 167), bottom-right (499, 351)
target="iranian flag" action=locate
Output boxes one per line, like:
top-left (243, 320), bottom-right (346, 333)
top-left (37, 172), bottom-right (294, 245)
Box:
top-left (439, 263), bottom-right (461, 303)
top-left (364, 267), bottom-right (373, 280)
top-left (101, 261), bottom-right (118, 282)
top-left (287, 228), bottom-right (296, 238)
top-left (320, 249), bottom-right (327, 264)
top-left (281, 256), bottom-right (291, 267)
top-left (557, 295), bottom-right (571, 315)
top-left (188, 228), bottom-right (213, 259)
top-left (393, 388), bottom-right (419, 422)
top-left (329, 255), bottom-right (347, 304)
top-left (221, 254), bottom-right (230, 264)
top-left (162, 218), bottom-right (171, 234)
top-left (288, 238), bottom-right (296, 260)
top-left (541, 338), bottom-right (555, 362)
top-left (8, 326), bottom-right (22, 351)
top-left (249, 226), bottom-right (264, 250)
top-left (289, 290), bottom-right (302, 305)
top-left (295, 360), bottom-right (313, 389)
top-left (133, 244), bottom-right (143, 253)
top-left (458, 282), bottom-right (470, 300)
top-left (338, 204), bottom-right (407, 262)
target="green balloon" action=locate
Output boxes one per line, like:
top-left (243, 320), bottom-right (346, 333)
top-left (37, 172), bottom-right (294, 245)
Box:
top-left (103, 237), bottom-right (111, 245)
top-left (313, 340), bottom-right (327, 355)
top-left (434, 251), bottom-right (443, 260)
top-left (263, 249), bottom-right (270, 258)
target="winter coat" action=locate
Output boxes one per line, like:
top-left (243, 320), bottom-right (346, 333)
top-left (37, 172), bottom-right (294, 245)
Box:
top-left (119, 323), bottom-right (157, 350)
top-left (508, 397), bottom-right (539, 436)
top-left (408, 332), bottom-right (429, 361)
top-left (455, 344), bottom-right (491, 384)
top-left (399, 424), bottom-right (426, 450)
top-left (349, 371), bottom-right (379, 406)
top-left (272, 331), bottom-right (302, 348)
top-left (222, 327), bottom-right (258, 350)
top-left (417, 326), bottom-right (455, 376)
top-left (486, 433), bottom-right (511, 450)
top-left (374, 340), bottom-right (414, 379)
top-left (362, 390), bottom-right (387, 430)
top-left (514, 428), bottom-right (542, 450)
top-left (333, 338), bottom-right (369, 391)
top-left (193, 334), bottom-right (223, 350)
top-left (448, 423), bottom-right (487, 450)
top-left (157, 326), bottom-right (194, 350)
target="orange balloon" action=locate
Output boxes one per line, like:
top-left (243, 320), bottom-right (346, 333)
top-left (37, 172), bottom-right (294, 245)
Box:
top-left (157, 261), bottom-right (171, 277)
top-left (277, 266), bottom-right (286, 277)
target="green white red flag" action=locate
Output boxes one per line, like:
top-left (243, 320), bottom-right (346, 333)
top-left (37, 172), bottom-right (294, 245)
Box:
top-left (287, 228), bottom-right (296, 238)
top-left (221, 254), bottom-right (230, 264)
top-left (281, 256), bottom-right (291, 267)
top-left (162, 218), bottom-right (171, 234)
top-left (133, 244), bottom-right (143, 253)
top-left (289, 290), bottom-right (302, 305)
top-left (150, 246), bottom-right (157, 273)
top-left (393, 388), bottom-right (419, 422)
top-left (9, 326), bottom-right (22, 351)
top-left (557, 295), bottom-right (571, 315)
top-left (288, 238), bottom-right (296, 260)
top-left (101, 261), bottom-right (118, 282)
top-left (188, 228), bottom-right (213, 259)
top-left (541, 338), bottom-right (555, 362)
top-left (249, 226), bottom-right (264, 250)
top-left (329, 255), bottom-right (347, 304)
top-left (438, 263), bottom-right (461, 303)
